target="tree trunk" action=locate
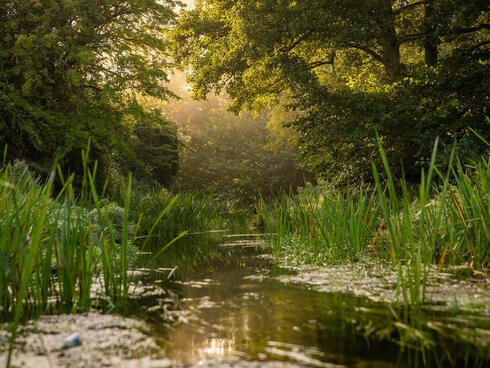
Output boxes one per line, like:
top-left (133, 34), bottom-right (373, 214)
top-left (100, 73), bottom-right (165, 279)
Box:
top-left (380, 0), bottom-right (403, 78)
top-left (423, 2), bottom-right (438, 67)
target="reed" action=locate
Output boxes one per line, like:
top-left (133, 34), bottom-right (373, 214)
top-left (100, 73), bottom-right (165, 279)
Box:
top-left (129, 188), bottom-right (247, 272)
top-left (133, 188), bottom-right (241, 244)
top-left (259, 132), bottom-right (489, 305)
top-left (258, 185), bottom-right (380, 264)
top-left (371, 133), bottom-right (443, 305)
top-left (0, 146), bottom-right (146, 366)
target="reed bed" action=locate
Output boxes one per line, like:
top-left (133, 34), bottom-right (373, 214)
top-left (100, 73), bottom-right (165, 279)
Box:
top-left (0, 145), bottom-right (180, 366)
top-left (259, 185), bottom-right (380, 264)
top-left (258, 135), bottom-right (489, 306)
top-left (130, 188), bottom-right (247, 272)
top-left (133, 189), bottom-right (240, 245)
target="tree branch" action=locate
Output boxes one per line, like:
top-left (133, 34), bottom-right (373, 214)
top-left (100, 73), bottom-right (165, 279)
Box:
top-left (399, 23), bottom-right (490, 44)
top-left (393, 1), bottom-right (429, 15)
top-left (349, 44), bottom-right (386, 64)
top-left (307, 58), bottom-right (334, 69)
top-left (399, 31), bottom-right (432, 44)
top-left (471, 40), bottom-right (490, 51)
top-left (456, 23), bottom-right (490, 34)
top-left (279, 30), bottom-right (313, 53)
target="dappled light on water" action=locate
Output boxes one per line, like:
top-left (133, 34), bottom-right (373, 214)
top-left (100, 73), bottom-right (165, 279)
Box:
top-left (139, 232), bottom-right (489, 367)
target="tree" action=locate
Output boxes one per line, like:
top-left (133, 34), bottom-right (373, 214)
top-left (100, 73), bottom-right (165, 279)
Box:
top-left (153, 73), bottom-right (312, 204)
top-left (125, 107), bottom-right (179, 187)
top-left (0, 0), bottom-right (180, 181)
top-left (177, 109), bottom-right (311, 204)
top-left (170, 0), bottom-right (489, 183)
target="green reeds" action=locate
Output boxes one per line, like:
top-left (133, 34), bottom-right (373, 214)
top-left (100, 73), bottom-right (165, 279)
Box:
top-left (446, 157), bottom-right (489, 268)
top-left (371, 134), bottom-right (443, 305)
top-left (131, 188), bottom-right (244, 271)
top-left (372, 131), bottom-right (488, 305)
top-left (0, 146), bottom-right (139, 366)
top-left (132, 188), bottom-right (240, 247)
top-left (260, 131), bottom-right (489, 306)
top-left (259, 185), bottom-right (380, 264)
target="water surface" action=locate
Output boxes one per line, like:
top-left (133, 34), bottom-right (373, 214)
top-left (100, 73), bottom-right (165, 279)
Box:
top-left (138, 232), bottom-right (490, 367)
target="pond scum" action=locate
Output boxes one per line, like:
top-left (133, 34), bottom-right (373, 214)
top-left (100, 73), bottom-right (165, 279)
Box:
top-left (0, 132), bottom-right (488, 367)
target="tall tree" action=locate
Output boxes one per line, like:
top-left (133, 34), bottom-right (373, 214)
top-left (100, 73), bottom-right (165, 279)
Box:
top-left (171, 0), bottom-right (489, 182)
top-left (0, 0), bottom-right (180, 180)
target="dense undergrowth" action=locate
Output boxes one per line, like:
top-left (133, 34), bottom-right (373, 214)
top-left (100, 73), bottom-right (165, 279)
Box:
top-left (131, 187), bottom-right (249, 272)
top-left (0, 146), bottom-right (244, 366)
top-left (133, 188), bottom-right (247, 246)
top-left (0, 161), bottom-right (242, 320)
top-left (0, 147), bottom-right (137, 366)
top-left (258, 136), bottom-right (489, 306)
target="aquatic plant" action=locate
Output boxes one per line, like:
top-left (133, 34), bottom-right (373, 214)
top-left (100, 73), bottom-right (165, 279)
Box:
top-left (260, 132), bottom-right (489, 305)
top-left (131, 188), bottom-right (247, 270)
top-left (0, 144), bottom-right (166, 367)
top-left (258, 184), bottom-right (380, 264)
top-left (371, 133), bottom-right (444, 305)
top-left (135, 188), bottom-right (247, 240)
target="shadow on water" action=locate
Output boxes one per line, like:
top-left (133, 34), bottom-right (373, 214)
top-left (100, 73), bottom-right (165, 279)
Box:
top-left (131, 231), bottom-right (490, 368)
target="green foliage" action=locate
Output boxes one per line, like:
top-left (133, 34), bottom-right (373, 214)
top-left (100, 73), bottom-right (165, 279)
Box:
top-left (0, 0), bottom-right (180, 183)
top-left (259, 138), bottom-right (490, 305)
top-left (0, 151), bottom-right (139, 366)
top-left (291, 48), bottom-right (489, 183)
top-left (131, 187), bottom-right (247, 271)
top-left (117, 106), bottom-right (179, 187)
top-left (171, 0), bottom-right (489, 182)
top-left (132, 187), bottom-right (242, 246)
top-left (258, 184), bottom-right (380, 264)
top-left (177, 109), bottom-right (311, 204)
top-left (157, 78), bottom-right (313, 204)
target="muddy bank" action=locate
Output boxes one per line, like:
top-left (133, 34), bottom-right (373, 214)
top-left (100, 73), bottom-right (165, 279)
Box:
top-left (0, 313), bottom-right (167, 368)
top-left (0, 313), bottom-right (305, 368)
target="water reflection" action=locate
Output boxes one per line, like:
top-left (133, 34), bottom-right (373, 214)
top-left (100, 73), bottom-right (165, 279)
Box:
top-left (144, 233), bottom-right (489, 368)
top-left (159, 235), bottom-right (393, 366)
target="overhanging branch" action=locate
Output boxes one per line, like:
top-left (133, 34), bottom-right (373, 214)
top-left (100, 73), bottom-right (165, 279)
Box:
top-left (349, 44), bottom-right (386, 65)
top-left (393, 1), bottom-right (430, 16)
top-left (399, 23), bottom-right (490, 44)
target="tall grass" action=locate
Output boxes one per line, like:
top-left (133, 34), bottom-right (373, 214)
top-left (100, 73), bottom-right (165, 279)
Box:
top-left (446, 157), bottom-right (489, 268)
top-left (259, 185), bottom-right (380, 264)
top-left (132, 188), bottom-right (245, 246)
top-left (371, 135), bottom-right (446, 305)
top-left (259, 134), bottom-right (489, 305)
top-left (0, 153), bottom-right (247, 316)
top-left (131, 188), bottom-right (247, 272)
top-left (0, 146), bottom-right (147, 366)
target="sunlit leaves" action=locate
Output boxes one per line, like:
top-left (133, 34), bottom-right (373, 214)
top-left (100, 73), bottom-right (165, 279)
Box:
top-left (170, 0), bottom-right (489, 182)
top-left (0, 0), bottom-right (180, 177)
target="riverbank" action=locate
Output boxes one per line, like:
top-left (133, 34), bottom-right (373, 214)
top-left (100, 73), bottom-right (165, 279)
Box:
top-left (0, 313), bottom-right (304, 368)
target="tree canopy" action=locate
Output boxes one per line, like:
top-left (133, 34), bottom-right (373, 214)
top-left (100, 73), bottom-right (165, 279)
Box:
top-left (0, 0), bottom-right (181, 185)
top-left (171, 0), bottom-right (489, 182)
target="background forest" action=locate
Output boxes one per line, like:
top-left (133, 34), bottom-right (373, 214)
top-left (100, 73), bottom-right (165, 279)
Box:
top-left (1, 0), bottom-right (488, 199)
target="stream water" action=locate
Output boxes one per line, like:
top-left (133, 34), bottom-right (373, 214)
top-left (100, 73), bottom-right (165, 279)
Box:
top-left (135, 231), bottom-right (489, 368)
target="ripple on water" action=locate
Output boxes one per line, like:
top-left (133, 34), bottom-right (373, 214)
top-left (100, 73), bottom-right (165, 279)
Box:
top-left (144, 232), bottom-right (490, 367)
